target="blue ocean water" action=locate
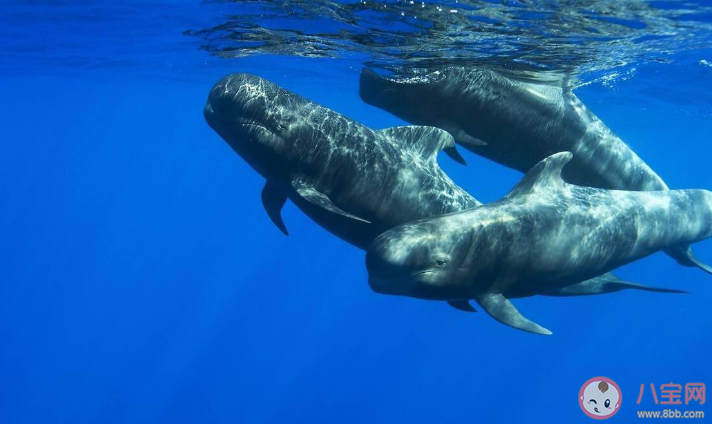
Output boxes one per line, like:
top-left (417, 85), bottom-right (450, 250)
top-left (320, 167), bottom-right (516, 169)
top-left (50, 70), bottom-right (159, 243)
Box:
top-left (1, 1), bottom-right (712, 423)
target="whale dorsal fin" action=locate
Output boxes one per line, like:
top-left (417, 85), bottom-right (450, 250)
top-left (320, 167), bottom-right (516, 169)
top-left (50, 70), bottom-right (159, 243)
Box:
top-left (379, 126), bottom-right (466, 165)
top-left (506, 152), bottom-right (573, 197)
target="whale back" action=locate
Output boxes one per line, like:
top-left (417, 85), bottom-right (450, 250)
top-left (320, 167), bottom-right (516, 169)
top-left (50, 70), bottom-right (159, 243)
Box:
top-left (378, 126), bottom-right (457, 164)
top-left (506, 151), bottom-right (573, 198)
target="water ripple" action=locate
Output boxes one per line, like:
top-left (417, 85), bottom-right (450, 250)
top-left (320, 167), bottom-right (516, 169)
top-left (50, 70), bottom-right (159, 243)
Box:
top-left (185, 0), bottom-right (712, 77)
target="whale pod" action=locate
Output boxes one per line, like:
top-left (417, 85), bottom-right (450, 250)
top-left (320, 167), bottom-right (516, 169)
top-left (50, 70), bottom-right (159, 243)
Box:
top-left (203, 74), bottom-right (665, 305)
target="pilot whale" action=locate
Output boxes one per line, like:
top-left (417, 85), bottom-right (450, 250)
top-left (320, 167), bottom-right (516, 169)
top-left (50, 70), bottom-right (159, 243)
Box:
top-left (204, 73), bottom-right (474, 249)
top-left (359, 67), bottom-right (712, 275)
top-left (366, 152), bottom-right (707, 335)
top-left (204, 74), bottom-right (677, 302)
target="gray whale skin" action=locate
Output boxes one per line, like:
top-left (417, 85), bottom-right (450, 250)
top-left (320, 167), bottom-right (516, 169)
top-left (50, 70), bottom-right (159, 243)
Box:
top-left (366, 152), bottom-right (712, 335)
top-left (360, 67), bottom-right (712, 276)
top-left (204, 73), bottom-right (476, 249)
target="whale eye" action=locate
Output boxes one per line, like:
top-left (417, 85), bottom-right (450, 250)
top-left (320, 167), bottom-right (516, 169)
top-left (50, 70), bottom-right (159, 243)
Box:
top-left (604, 399), bottom-right (610, 408)
top-left (277, 124), bottom-right (287, 131)
top-left (435, 259), bottom-right (447, 267)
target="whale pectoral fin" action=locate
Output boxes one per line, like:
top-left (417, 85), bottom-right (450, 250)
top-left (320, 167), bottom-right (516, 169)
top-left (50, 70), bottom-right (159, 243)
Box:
top-left (542, 273), bottom-right (687, 296)
top-left (438, 122), bottom-right (487, 148)
top-left (443, 146), bottom-right (467, 166)
top-left (447, 300), bottom-right (477, 312)
top-left (506, 152), bottom-right (573, 198)
top-left (474, 293), bottom-right (552, 336)
top-left (685, 254), bottom-right (712, 276)
top-left (261, 182), bottom-right (289, 236)
top-left (665, 245), bottom-right (712, 276)
top-left (456, 133), bottom-right (487, 147)
top-left (292, 180), bottom-right (371, 224)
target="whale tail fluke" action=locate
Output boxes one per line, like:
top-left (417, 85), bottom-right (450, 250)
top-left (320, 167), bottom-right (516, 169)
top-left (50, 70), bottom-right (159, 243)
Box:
top-left (542, 273), bottom-right (687, 296)
top-left (664, 245), bottom-right (712, 276)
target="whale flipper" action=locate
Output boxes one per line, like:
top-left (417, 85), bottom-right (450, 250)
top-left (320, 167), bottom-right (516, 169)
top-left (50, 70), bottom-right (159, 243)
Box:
top-left (262, 181), bottom-right (289, 236)
top-left (665, 245), bottom-right (712, 276)
top-left (542, 273), bottom-right (687, 296)
top-left (475, 293), bottom-right (552, 336)
top-left (443, 146), bottom-right (467, 165)
top-left (292, 179), bottom-right (371, 224)
top-left (506, 151), bottom-right (572, 198)
top-left (447, 300), bottom-right (477, 312)
top-left (379, 126), bottom-right (464, 164)
top-left (437, 121), bottom-right (488, 148)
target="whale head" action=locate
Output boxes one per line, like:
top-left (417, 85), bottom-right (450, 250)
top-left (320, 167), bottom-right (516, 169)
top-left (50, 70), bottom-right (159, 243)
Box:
top-left (366, 220), bottom-right (467, 300)
top-left (359, 68), bottom-right (476, 126)
top-left (204, 74), bottom-right (311, 176)
top-left (359, 69), bottom-right (438, 125)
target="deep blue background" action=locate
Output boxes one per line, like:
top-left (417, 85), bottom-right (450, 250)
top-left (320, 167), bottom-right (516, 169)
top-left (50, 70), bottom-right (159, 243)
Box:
top-left (1, 2), bottom-right (712, 423)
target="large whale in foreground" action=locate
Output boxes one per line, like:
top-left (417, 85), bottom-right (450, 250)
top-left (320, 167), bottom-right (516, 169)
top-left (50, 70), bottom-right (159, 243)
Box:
top-left (359, 67), bottom-right (712, 275)
top-left (366, 152), bottom-right (710, 335)
top-left (204, 73), bottom-right (475, 249)
top-left (203, 74), bottom-right (677, 302)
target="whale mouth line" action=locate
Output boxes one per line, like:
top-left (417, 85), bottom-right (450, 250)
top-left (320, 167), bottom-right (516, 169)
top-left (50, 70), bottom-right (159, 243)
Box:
top-left (369, 270), bottom-right (435, 288)
top-left (411, 270), bottom-right (435, 278)
top-left (204, 106), bottom-right (271, 130)
top-left (218, 116), bottom-right (272, 132)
